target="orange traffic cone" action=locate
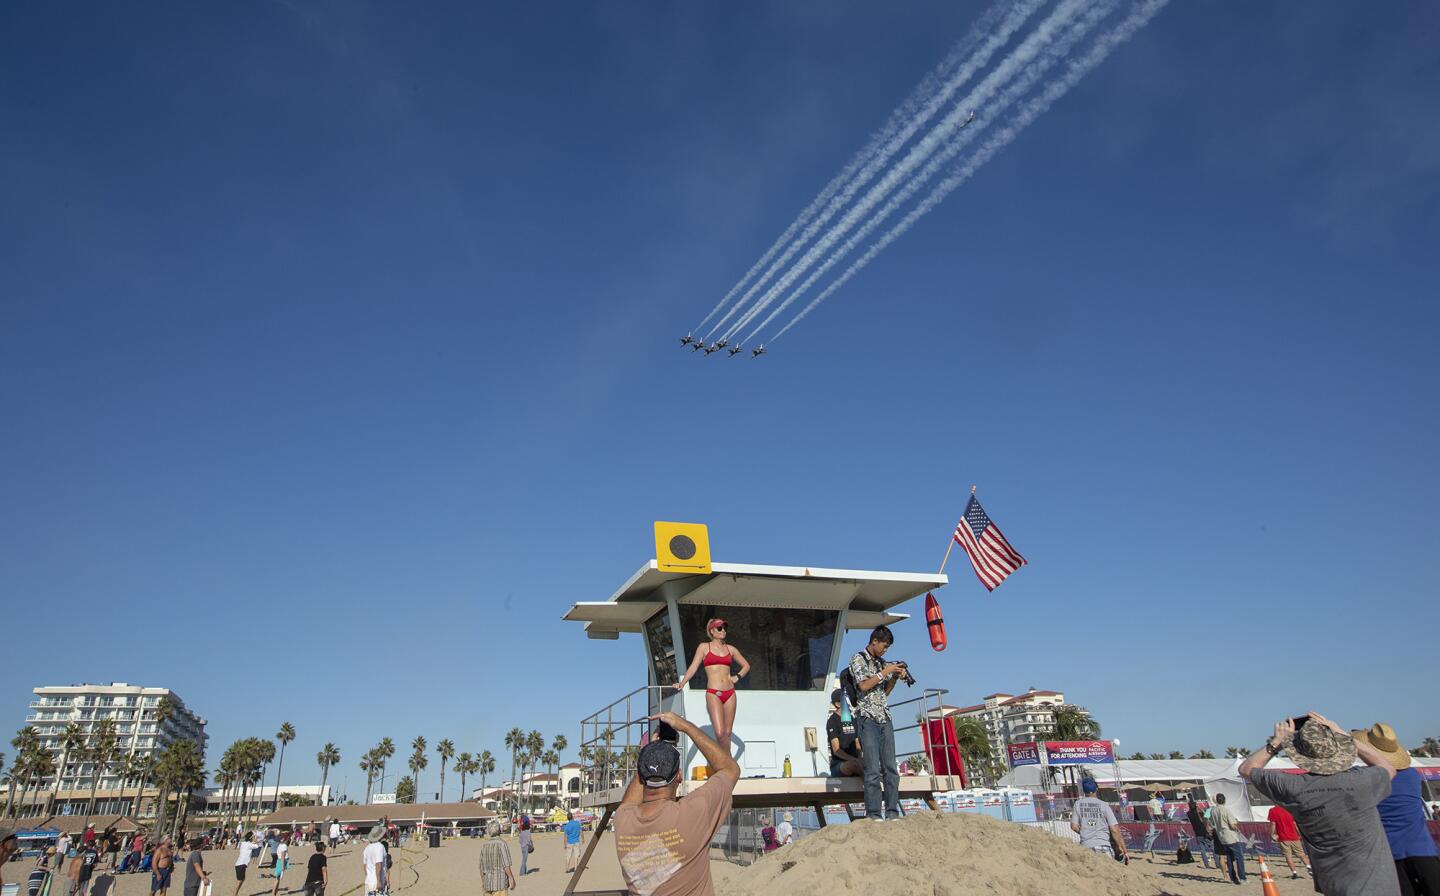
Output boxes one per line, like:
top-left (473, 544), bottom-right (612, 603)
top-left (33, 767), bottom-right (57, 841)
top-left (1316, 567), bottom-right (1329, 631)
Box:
top-left (1256, 855), bottom-right (1282, 896)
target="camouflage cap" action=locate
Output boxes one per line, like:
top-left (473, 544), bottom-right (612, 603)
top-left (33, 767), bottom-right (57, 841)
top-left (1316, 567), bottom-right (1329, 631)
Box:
top-left (1286, 723), bottom-right (1357, 775)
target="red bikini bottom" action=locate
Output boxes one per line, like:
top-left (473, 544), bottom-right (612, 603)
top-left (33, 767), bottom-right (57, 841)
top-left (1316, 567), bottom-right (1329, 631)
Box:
top-left (706, 688), bottom-right (736, 704)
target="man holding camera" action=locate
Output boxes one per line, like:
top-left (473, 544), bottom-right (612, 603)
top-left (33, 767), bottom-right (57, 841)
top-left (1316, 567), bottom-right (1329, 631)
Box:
top-left (613, 711), bottom-right (738, 896)
top-left (848, 624), bottom-right (908, 821)
top-left (1239, 712), bottom-right (1398, 896)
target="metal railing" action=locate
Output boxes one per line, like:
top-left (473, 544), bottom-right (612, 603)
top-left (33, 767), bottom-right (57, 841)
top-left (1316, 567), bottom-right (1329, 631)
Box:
top-left (576, 685), bottom-right (688, 801)
top-left (891, 687), bottom-right (961, 778)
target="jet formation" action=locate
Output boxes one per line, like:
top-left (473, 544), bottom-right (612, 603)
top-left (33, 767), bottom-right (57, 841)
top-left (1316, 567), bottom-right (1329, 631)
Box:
top-left (678, 333), bottom-right (765, 358)
top-left (679, 334), bottom-right (765, 357)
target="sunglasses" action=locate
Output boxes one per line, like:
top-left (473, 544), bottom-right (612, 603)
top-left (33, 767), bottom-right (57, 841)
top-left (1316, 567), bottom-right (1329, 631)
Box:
top-left (710, 625), bottom-right (727, 632)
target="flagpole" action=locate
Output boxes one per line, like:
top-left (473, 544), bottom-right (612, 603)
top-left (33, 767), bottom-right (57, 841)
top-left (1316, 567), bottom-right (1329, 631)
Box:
top-left (937, 485), bottom-right (977, 574)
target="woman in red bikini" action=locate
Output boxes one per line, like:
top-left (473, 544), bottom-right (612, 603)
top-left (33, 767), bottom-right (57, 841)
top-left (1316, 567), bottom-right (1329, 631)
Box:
top-left (673, 618), bottom-right (750, 750)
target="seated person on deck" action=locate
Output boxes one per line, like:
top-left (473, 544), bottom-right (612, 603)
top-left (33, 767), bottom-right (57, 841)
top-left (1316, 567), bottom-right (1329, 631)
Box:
top-left (827, 688), bottom-right (863, 776)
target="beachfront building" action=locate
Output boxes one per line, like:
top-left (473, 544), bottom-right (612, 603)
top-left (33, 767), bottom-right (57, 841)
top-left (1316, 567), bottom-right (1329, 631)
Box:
top-left (937, 689), bottom-right (1089, 759)
top-left (471, 764), bottom-right (587, 812)
top-left (19, 682), bottom-right (208, 818)
top-left (191, 783), bottom-right (333, 818)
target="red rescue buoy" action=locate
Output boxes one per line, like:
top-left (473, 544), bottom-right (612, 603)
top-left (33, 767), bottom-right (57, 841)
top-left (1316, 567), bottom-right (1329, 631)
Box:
top-left (925, 592), bottom-right (947, 652)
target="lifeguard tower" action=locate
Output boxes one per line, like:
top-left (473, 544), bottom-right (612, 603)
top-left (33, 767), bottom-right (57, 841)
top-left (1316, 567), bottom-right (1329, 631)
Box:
top-left (561, 552), bottom-right (967, 894)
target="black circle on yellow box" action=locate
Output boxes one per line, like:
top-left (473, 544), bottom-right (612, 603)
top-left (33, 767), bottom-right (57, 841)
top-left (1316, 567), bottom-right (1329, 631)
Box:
top-left (669, 535), bottom-right (697, 560)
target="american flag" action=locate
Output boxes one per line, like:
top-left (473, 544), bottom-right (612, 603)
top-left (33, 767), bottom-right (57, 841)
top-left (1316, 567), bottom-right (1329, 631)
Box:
top-left (953, 494), bottom-right (1027, 591)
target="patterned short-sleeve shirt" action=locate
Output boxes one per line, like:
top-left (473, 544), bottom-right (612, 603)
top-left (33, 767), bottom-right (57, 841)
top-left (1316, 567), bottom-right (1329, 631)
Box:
top-left (478, 840), bottom-right (511, 893)
top-left (848, 650), bottom-right (890, 723)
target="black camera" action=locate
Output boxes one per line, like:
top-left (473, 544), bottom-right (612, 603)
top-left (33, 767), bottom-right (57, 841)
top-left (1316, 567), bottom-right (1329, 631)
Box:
top-left (891, 661), bottom-right (916, 687)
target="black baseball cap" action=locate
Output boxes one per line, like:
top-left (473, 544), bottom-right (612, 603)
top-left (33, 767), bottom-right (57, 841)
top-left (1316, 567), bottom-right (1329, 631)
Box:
top-left (638, 741), bottom-right (681, 788)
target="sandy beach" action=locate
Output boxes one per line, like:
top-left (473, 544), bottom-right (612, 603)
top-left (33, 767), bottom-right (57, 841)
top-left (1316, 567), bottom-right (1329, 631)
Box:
top-left (20, 813), bottom-right (1330, 896)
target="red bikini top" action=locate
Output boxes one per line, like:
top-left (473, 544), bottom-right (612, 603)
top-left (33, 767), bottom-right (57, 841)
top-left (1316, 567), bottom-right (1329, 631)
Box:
top-left (703, 649), bottom-right (731, 667)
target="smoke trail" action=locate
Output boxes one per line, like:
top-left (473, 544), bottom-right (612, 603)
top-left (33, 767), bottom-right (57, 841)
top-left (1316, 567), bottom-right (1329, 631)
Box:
top-left (692, 1), bottom-right (1014, 332)
top-left (771, 0), bottom-right (1169, 341)
top-left (737, 0), bottom-right (1114, 342)
top-left (721, 0), bottom-right (1094, 343)
top-left (701, 0), bottom-right (1045, 340)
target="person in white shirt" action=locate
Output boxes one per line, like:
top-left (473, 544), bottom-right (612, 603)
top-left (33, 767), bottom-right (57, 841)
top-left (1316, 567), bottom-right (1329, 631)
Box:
top-left (777, 812), bottom-right (794, 846)
top-left (327, 824), bottom-right (340, 851)
top-left (233, 835), bottom-right (260, 896)
top-left (361, 829), bottom-right (386, 896)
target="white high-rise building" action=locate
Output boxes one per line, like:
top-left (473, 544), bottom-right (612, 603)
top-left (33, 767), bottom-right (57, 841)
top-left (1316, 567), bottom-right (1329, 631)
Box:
top-left (939, 688), bottom-right (1090, 759)
top-left (21, 682), bottom-right (207, 818)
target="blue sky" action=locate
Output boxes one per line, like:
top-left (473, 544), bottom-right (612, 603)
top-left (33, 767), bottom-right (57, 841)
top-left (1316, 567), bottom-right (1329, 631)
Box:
top-left (2, 0), bottom-right (1437, 795)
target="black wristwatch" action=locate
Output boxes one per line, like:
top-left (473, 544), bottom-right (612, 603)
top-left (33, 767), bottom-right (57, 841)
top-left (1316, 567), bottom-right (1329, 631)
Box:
top-left (1265, 740), bottom-right (1282, 756)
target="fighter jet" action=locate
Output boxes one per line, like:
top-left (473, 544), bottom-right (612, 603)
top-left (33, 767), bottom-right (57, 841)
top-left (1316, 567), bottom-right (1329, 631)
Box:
top-left (751, 344), bottom-right (767, 358)
top-left (689, 341), bottom-right (705, 352)
top-left (679, 333), bottom-right (697, 346)
top-left (714, 339), bottom-right (728, 350)
top-left (702, 343), bottom-right (721, 355)
top-left (727, 345), bottom-right (744, 357)
top-left (962, 110), bottom-right (976, 126)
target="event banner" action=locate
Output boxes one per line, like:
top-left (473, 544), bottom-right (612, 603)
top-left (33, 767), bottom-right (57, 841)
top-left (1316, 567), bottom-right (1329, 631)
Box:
top-left (1008, 742), bottom-right (1042, 767)
top-left (1044, 740), bottom-right (1115, 765)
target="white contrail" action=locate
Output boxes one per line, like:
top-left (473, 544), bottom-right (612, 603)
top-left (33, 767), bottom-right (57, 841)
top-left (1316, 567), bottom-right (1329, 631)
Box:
top-left (771, 0), bottom-right (1169, 341)
top-left (739, 0), bottom-right (1116, 342)
top-left (701, 0), bottom-right (1048, 341)
top-left (721, 0), bottom-right (1094, 343)
top-left (692, 0), bottom-right (1016, 333)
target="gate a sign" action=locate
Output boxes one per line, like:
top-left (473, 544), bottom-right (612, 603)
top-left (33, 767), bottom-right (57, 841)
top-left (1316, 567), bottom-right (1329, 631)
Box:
top-left (1043, 740), bottom-right (1115, 765)
top-left (1007, 742), bottom-right (1042, 768)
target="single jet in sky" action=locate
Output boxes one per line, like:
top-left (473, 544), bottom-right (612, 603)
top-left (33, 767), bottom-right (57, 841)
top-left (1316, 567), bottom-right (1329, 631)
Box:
top-left (703, 343), bottom-right (721, 355)
top-left (751, 344), bottom-right (767, 358)
top-left (680, 333), bottom-right (697, 346)
top-left (727, 345), bottom-right (744, 357)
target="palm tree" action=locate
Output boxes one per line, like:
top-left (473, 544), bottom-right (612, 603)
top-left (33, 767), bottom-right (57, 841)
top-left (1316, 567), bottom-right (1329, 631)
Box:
top-left (163, 740), bottom-right (205, 838)
top-left (149, 696), bottom-right (179, 831)
top-left (1419, 737), bottom-right (1440, 758)
top-left (478, 751), bottom-right (495, 797)
top-left (47, 722), bottom-right (85, 815)
top-left (525, 731), bottom-right (544, 811)
top-left (408, 744), bottom-right (428, 803)
top-left (376, 738), bottom-right (395, 794)
top-left (504, 729), bottom-right (524, 814)
top-left (7, 727), bottom-right (41, 819)
top-left (552, 734), bottom-right (567, 769)
top-left (250, 738), bottom-right (276, 826)
top-left (1050, 706), bottom-right (1101, 741)
top-left (272, 723), bottom-right (296, 814)
top-left (1189, 749), bottom-right (1216, 759)
top-left (455, 752), bottom-right (472, 800)
top-left (577, 745), bottom-right (594, 793)
top-left (436, 739), bottom-right (455, 802)
top-left (360, 751), bottom-right (378, 804)
top-left (316, 743), bottom-right (340, 806)
top-left (19, 749), bottom-right (55, 821)
top-left (949, 717), bottom-right (996, 786)
top-left (541, 750), bottom-right (560, 809)
top-left (81, 718), bottom-right (119, 825)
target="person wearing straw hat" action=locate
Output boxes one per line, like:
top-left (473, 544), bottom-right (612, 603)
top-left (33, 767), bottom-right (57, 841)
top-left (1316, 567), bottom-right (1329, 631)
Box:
top-left (1353, 724), bottom-right (1440, 896)
top-left (1240, 711), bottom-right (1398, 896)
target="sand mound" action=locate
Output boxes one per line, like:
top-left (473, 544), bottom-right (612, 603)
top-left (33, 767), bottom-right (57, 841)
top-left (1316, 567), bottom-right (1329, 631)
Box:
top-left (727, 812), bottom-right (1174, 896)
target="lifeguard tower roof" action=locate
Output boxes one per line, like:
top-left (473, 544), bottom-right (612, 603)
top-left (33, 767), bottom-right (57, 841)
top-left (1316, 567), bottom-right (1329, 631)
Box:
top-left (563, 560), bottom-right (947, 639)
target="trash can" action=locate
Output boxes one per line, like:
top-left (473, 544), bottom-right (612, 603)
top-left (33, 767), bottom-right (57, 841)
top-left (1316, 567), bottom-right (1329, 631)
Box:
top-left (427, 829), bottom-right (440, 848)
